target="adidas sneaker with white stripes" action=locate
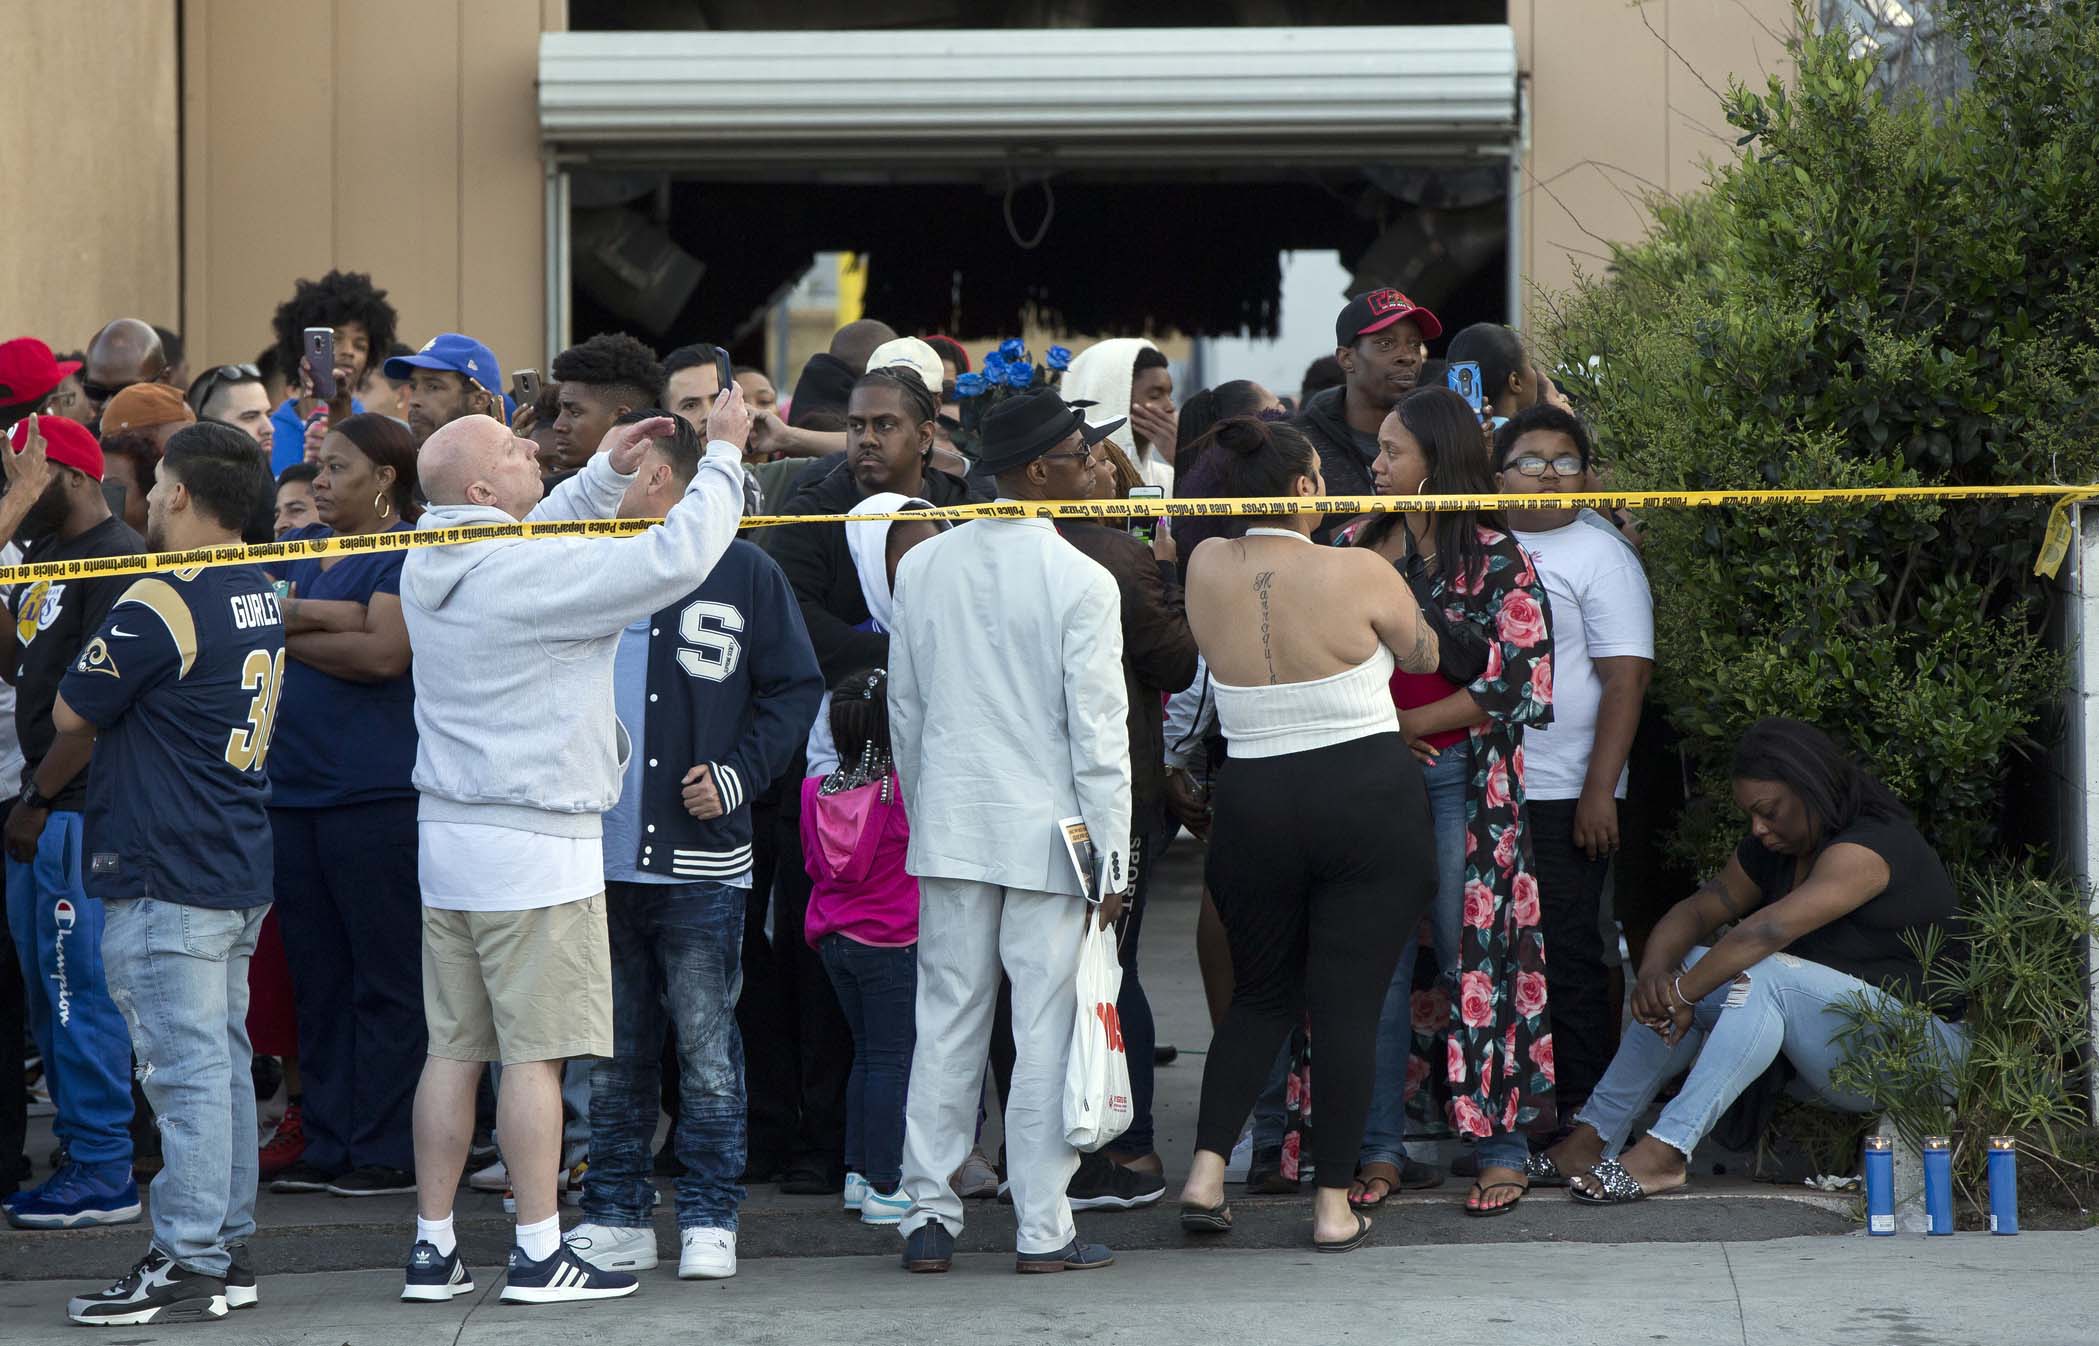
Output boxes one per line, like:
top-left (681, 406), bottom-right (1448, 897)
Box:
top-left (497, 1242), bottom-right (639, 1304)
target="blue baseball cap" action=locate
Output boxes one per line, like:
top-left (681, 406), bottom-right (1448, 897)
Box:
top-left (386, 333), bottom-right (503, 395)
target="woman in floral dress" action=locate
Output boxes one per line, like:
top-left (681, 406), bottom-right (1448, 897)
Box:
top-left (1345, 385), bottom-right (1556, 1216)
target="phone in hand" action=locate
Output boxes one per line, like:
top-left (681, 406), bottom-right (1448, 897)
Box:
top-left (304, 328), bottom-right (338, 400)
top-left (1128, 484), bottom-right (1166, 543)
top-left (510, 369), bottom-right (542, 406)
top-left (713, 347), bottom-right (734, 397)
top-left (1447, 360), bottom-right (1483, 416)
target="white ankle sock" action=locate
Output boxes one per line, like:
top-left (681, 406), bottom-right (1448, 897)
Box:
top-left (517, 1213), bottom-right (561, 1262)
top-left (416, 1214), bottom-right (456, 1257)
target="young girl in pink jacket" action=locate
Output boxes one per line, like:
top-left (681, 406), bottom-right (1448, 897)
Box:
top-left (802, 668), bottom-right (918, 1226)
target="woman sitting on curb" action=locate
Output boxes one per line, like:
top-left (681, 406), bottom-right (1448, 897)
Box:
top-left (1537, 717), bottom-right (1969, 1203)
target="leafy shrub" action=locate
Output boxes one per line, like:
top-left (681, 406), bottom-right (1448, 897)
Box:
top-left (1542, 0), bottom-right (2099, 871)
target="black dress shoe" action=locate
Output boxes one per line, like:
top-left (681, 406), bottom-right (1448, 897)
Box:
top-left (1154, 1044), bottom-right (1179, 1066)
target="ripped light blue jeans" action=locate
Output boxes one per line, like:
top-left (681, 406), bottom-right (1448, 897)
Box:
top-left (583, 880), bottom-right (747, 1231)
top-left (1575, 945), bottom-right (1969, 1161)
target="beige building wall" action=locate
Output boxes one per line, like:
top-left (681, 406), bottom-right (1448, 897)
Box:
top-left (179, 0), bottom-right (563, 376)
top-left (1514, 0), bottom-right (1795, 319)
top-left (0, 1), bottom-right (180, 355)
top-left (6, 5), bottom-right (1795, 373)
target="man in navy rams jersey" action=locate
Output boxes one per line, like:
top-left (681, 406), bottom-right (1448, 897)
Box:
top-left (55, 424), bottom-right (284, 1326)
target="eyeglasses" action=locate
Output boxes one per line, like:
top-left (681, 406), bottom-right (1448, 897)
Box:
top-left (1502, 453), bottom-right (1586, 478)
top-left (185, 364), bottom-right (264, 415)
top-left (1039, 450), bottom-right (1100, 466)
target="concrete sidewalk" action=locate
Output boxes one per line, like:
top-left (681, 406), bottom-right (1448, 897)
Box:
top-left (2, 1232), bottom-right (2090, 1345)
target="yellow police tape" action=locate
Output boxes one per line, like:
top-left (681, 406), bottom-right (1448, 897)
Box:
top-left (3, 484), bottom-right (2094, 587)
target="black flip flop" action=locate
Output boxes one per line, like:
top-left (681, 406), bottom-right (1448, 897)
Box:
top-left (1313, 1211), bottom-right (1373, 1253)
top-left (1348, 1163), bottom-right (1399, 1210)
top-left (1463, 1179), bottom-right (1529, 1218)
top-left (1179, 1200), bottom-right (1233, 1233)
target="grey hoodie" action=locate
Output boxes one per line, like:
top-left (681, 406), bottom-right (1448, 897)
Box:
top-left (400, 444), bottom-right (744, 837)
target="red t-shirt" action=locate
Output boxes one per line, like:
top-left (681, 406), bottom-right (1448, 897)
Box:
top-left (1389, 667), bottom-right (1469, 751)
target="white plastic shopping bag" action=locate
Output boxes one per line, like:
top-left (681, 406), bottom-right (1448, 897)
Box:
top-left (1063, 920), bottom-right (1133, 1152)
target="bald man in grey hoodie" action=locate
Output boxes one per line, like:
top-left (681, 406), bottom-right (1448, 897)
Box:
top-left (395, 388), bottom-right (748, 1307)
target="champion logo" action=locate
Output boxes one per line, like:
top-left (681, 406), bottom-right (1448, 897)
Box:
top-left (53, 898), bottom-right (75, 929)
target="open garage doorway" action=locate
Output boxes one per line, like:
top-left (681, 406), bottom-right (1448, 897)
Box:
top-left (538, 24), bottom-right (1521, 382)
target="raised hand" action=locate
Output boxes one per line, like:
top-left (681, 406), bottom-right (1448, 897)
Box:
top-left (601, 415), bottom-right (679, 476)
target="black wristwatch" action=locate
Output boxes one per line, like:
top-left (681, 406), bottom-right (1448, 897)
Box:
top-left (19, 783), bottom-right (53, 812)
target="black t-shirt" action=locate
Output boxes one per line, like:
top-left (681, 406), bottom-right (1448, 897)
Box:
top-left (1735, 814), bottom-right (1967, 1019)
top-left (10, 516), bottom-right (145, 808)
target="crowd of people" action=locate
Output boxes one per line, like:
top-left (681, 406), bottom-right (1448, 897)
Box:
top-left (0, 270), bottom-right (1969, 1325)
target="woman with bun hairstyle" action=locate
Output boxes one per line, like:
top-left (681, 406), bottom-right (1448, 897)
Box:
top-left (1347, 384), bottom-right (1555, 1217)
top-left (1174, 416), bottom-right (1442, 1254)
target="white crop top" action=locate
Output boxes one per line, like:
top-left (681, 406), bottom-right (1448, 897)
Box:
top-left (1211, 646), bottom-right (1400, 759)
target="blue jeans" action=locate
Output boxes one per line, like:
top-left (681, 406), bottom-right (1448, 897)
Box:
top-left (817, 934), bottom-right (917, 1190)
top-left (6, 811), bottom-right (133, 1167)
top-left (1360, 744), bottom-right (1533, 1170)
top-left (1576, 946), bottom-right (1970, 1160)
top-left (584, 880), bottom-right (747, 1231)
top-left (100, 898), bottom-right (266, 1277)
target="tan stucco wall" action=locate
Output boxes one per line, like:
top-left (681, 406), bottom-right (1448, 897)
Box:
top-left (1514, 0), bottom-right (1796, 319)
top-left (8, 4), bottom-right (1795, 369)
top-left (178, 0), bottom-right (563, 376)
top-left (0, 1), bottom-right (181, 356)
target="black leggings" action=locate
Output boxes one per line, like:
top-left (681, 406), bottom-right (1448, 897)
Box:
top-left (1194, 732), bottom-right (1434, 1188)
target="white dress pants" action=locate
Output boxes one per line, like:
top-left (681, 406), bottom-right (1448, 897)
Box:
top-left (898, 877), bottom-right (1086, 1255)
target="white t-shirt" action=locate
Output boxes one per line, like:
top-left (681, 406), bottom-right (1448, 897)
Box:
top-left (419, 820), bottom-right (603, 912)
top-left (1512, 521), bottom-right (1654, 801)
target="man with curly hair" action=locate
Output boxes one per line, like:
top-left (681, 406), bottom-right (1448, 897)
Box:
top-left (266, 271), bottom-right (399, 475)
top-left (547, 334), bottom-right (663, 477)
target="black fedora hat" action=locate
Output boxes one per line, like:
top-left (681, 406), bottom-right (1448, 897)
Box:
top-left (974, 386), bottom-right (1127, 476)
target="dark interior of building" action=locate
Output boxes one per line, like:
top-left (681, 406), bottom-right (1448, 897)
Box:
top-left (560, 3), bottom-right (1513, 362)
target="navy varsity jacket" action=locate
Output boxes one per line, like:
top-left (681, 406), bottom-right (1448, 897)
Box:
top-left (625, 539), bottom-right (824, 880)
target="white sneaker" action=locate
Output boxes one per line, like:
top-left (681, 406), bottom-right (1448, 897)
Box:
top-left (678, 1227), bottom-right (736, 1280)
top-left (468, 1160), bottom-right (509, 1193)
top-left (859, 1188), bottom-right (911, 1226)
top-left (842, 1171), bottom-right (870, 1212)
top-left (563, 1221), bottom-right (658, 1272)
top-left (1223, 1129), bottom-right (1254, 1184)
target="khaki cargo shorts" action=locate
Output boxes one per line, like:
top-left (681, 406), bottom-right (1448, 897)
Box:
top-left (420, 893), bottom-right (614, 1065)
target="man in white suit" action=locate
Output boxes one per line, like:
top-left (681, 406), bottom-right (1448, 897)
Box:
top-left (888, 387), bottom-right (1132, 1275)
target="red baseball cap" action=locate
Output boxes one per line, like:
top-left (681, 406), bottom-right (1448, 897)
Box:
top-left (10, 415), bottom-right (105, 482)
top-left (1335, 289), bottom-right (1443, 346)
top-left (0, 338), bottom-right (81, 410)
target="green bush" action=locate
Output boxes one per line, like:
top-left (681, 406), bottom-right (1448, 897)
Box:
top-left (1542, 0), bottom-right (2099, 872)
top-left (1828, 864), bottom-right (2099, 1206)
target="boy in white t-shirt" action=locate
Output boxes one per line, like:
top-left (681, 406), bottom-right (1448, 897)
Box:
top-left (1494, 406), bottom-right (1654, 1118)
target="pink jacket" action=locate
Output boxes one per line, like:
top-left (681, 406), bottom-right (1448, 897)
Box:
top-left (801, 773), bottom-right (918, 948)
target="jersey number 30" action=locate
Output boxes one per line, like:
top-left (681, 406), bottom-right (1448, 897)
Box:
top-left (223, 648), bottom-right (286, 771)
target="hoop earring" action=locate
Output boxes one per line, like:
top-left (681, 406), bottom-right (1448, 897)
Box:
top-left (373, 490), bottom-right (390, 517)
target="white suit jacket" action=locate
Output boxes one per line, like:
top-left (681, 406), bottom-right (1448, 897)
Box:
top-left (888, 514), bottom-right (1132, 899)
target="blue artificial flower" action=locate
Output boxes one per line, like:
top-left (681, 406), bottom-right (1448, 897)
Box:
top-left (954, 372), bottom-right (988, 398)
top-left (1004, 360), bottom-right (1035, 389)
top-left (981, 349), bottom-right (1007, 375)
top-left (998, 337), bottom-right (1026, 361)
top-left (1045, 344), bottom-right (1072, 372)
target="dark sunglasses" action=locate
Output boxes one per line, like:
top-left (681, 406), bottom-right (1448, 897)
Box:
top-left (185, 364), bottom-right (264, 413)
top-left (81, 378), bottom-right (134, 404)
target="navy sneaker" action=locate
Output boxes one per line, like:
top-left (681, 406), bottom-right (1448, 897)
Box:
top-left (901, 1222), bottom-right (955, 1274)
top-left (5, 1160), bottom-right (142, 1229)
top-left (497, 1242), bottom-right (638, 1304)
top-left (226, 1241), bottom-right (257, 1310)
top-left (67, 1250), bottom-right (226, 1325)
top-left (1015, 1238), bottom-right (1116, 1274)
top-left (401, 1240), bottom-right (476, 1302)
